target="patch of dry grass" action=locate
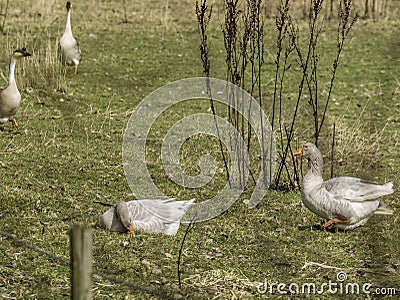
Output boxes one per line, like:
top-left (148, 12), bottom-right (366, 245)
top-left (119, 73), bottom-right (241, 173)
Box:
top-left (332, 99), bottom-right (388, 175)
top-left (182, 269), bottom-right (258, 297)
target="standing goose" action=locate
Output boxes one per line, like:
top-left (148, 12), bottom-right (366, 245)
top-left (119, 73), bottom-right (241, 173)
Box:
top-left (0, 48), bottom-right (31, 128)
top-left (294, 142), bottom-right (394, 230)
top-left (59, 1), bottom-right (81, 75)
top-left (100, 199), bottom-right (195, 235)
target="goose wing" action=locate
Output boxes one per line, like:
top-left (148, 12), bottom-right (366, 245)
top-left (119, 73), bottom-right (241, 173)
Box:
top-left (322, 177), bottom-right (393, 202)
top-left (126, 198), bottom-right (195, 223)
top-left (127, 199), bottom-right (195, 235)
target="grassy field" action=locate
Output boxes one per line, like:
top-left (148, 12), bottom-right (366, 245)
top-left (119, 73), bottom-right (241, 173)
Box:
top-left (0, 0), bottom-right (399, 298)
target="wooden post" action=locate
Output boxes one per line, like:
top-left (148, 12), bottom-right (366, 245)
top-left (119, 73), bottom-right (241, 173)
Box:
top-left (365, 0), bottom-right (369, 18)
top-left (70, 225), bottom-right (92, 300)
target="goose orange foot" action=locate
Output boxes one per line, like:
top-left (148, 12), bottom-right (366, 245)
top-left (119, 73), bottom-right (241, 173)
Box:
top-left (323, 218), bottom-right (351, 229)
top-left (127, 225), bottom-right (135, 235)
top-left (11, 119), bottom-right (18, 128)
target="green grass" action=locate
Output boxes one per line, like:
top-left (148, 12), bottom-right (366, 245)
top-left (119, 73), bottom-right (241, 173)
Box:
top-left (1, 0), bottom-right (399, 299)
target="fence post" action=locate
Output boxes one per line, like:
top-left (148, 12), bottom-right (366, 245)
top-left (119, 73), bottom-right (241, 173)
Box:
top-left (70, 225), bottom-right (92, 300)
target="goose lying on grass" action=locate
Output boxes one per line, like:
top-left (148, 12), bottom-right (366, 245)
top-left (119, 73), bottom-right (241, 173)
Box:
top-left (59, 1), bottom-right (81, 75)
top-left (294, 142), bottom-right (394, 230)
top-left (0, 48), bottom-right (31, 128)
top-left (100, 198), bottom-right (195, 235)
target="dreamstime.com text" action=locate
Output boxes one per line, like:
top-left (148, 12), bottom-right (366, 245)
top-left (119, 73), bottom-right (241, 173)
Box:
top-left (257, 272), bottom-right (396, 296)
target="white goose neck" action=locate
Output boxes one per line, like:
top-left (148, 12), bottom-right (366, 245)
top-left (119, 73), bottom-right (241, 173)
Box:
top-left (65, 9), bottom-right (72, 33)
top-left (302, 155), bottom-right (324, 191)
top-left (307, 154), bottom-right (323, 178)
top-left (9, 57), bottom-right (17, 84)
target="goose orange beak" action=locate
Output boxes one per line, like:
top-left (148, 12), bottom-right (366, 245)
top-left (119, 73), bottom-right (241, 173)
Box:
top-left (293, 147), bottom-right (303, 157)
top-left (127, 225), bottom-right (135, 235)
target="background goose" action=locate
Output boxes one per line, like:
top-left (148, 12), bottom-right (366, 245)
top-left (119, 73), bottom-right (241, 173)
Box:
top-left (59, 1), bottom-right (81, 75)
top-left (100, 198), bottom-right (195, 235)
top-left (0, 48), bottom-right (31, 128)
top-left (294, 142), bottom-right (394, 230)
